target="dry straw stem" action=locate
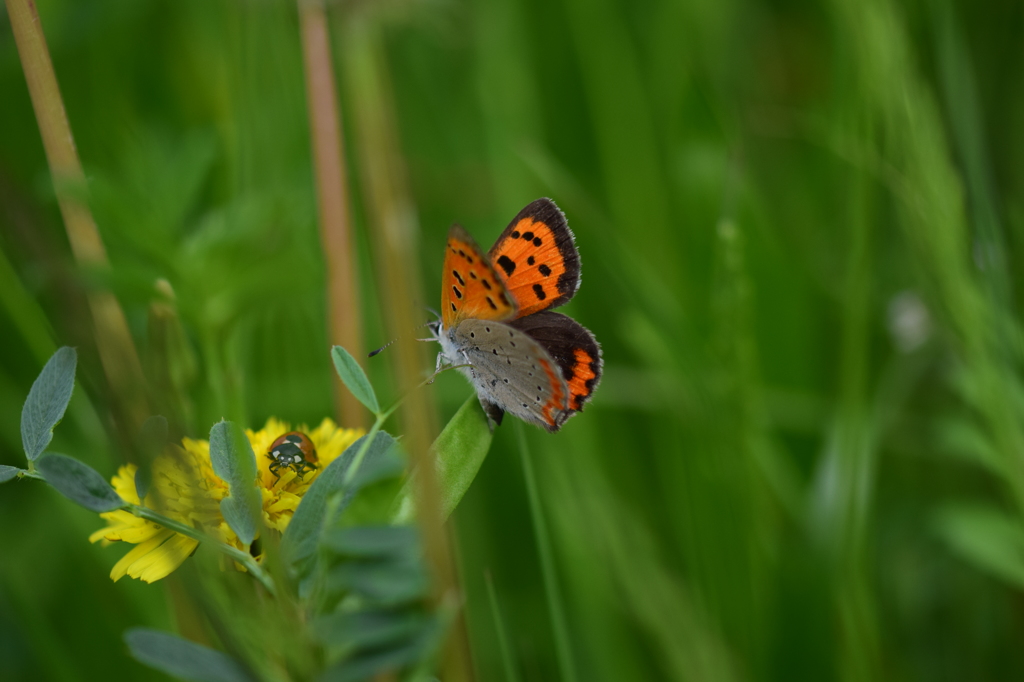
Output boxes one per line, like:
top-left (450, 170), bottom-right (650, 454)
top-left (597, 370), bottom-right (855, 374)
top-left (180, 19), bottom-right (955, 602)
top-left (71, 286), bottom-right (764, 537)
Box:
top-left (6, 0), bottom-right (148, 428)
top-left (298, 0), bottom-right (365, 429)
top-left (341, 16), bottom-right (473, 681)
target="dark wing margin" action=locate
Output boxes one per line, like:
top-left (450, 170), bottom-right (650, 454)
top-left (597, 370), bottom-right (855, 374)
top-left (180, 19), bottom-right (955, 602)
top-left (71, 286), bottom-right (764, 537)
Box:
top-left (509, 311), bottom-right (602, 414)
top-left (488, 198), bottom-right (581, 315)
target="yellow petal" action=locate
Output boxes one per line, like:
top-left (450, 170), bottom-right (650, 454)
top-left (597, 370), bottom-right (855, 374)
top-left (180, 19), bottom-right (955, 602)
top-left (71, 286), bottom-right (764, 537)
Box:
top-left (110, 530), bottom-right (173, 582)
top-left (110, 465), bottom-right (142, 505)
top-left (134, 534), bottom-right (198, 583)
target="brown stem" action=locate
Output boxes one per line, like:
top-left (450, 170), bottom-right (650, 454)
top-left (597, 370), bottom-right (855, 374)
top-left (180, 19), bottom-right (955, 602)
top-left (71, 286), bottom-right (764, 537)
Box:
top-left (299, 0), bottom-right (366, 429)
top-left (6, 0), bottom-right (148, 429)
top-left (341, 16), bottom-right (475, 681)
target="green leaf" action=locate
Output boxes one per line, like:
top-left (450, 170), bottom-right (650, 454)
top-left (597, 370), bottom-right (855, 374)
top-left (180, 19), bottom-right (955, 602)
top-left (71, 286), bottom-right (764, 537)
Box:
top-left (327, 559), bottom-right (428, 605)
top-left (314, 609), bottom-right (429, 649)
top-left (318, 617), bottom-right (439, 682)
top-left (393, 396), bottom-right (493, 523)
top-left (0, 465), bottom-right (24, 484)
top-left (124, 628), bottom-right (254, 682)
top-left (332, 345), bottom-right (380, 414)
top-left (322, 526), bottom-right (419, 559)
top-left (934, 502), bottom-right (1024, 589)
top-left (35, 453), bottom-right (124, 512)
top-left (20, 346), bottom-right (77, 461)
top-left (208, 421), bottom-right (261, 546)
top-left (282, 432), bottom-right (397, 563)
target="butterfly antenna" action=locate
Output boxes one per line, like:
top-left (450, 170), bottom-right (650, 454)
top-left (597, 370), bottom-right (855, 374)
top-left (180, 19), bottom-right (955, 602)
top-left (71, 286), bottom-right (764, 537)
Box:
top-left (368, 338), bottom-right (398, 358)
top-left (369, 319), bottom-right (440, 357)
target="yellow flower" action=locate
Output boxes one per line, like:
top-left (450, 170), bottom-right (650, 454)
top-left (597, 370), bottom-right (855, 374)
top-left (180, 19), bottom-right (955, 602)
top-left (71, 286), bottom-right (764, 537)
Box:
top-left (90, 418), bottom-right (363, 583)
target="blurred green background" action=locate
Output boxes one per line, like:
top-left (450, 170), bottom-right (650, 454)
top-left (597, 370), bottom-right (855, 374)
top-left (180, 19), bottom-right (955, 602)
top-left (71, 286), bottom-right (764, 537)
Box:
top-left (3, 0), bottom-right (1024, 680)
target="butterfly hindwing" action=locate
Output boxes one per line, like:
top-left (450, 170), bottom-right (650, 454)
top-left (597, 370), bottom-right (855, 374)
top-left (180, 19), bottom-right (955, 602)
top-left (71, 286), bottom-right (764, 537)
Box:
top-left (508, 311), bottom-right (602, 414)
top-left (487, 198), bottom-right (580, 318)
top-left (450, 318), bottom-right (571, 432)
top-left (442, 225), bottom-right (517, 328)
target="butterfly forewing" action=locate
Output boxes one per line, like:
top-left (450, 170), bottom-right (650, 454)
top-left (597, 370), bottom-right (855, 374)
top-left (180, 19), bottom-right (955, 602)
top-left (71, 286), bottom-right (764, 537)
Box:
top-left (488, 199), bottom-right (581, 318)
top-left (451, 319), bottom-right (571, 432)
top-left (441, 225), bottom-right (517, 328)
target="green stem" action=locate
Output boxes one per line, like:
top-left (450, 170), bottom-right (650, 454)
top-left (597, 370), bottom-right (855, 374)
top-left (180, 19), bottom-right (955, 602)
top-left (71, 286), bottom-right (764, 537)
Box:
top-left (517, 423), bottom-right (577, 682)
top-left (341, 368), bottom-right (456, 488)
top-left (129, 504), bottom-right (277, 595)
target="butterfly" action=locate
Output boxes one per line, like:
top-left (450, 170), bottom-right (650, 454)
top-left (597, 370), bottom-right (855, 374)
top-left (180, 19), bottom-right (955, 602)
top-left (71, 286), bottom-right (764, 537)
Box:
top-left (432, 198), bottom-right (602, 432)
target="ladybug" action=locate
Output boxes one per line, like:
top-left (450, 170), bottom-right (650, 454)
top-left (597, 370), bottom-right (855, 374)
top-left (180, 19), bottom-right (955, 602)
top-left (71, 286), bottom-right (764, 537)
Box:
top-left (267, 431), bottom-right (318, 481)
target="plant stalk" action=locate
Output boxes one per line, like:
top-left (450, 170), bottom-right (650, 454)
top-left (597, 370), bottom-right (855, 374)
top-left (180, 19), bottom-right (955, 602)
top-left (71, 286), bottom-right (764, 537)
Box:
top-left (298, 0), bottom-right (365, 429)
top-left (340, 15), bottom-right (473, 681)
top-left (6, 0), bottom-right (149, 429)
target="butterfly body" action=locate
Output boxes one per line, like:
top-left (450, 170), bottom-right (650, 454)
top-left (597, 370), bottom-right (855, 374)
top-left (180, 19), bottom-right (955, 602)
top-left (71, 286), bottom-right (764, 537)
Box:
top-left (434, 199), bottom-right (602, 432)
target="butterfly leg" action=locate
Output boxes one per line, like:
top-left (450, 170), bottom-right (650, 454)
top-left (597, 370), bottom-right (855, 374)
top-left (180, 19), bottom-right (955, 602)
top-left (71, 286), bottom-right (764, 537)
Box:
top-left (460, 350), bottom-right (477, 379)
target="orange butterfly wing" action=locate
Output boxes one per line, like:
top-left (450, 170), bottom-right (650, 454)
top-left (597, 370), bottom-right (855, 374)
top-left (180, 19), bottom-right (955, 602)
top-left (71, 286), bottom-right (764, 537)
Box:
top-left (487, 199), bottom-right (581, 319)
top-left (441, 225), bottom-right (517, 328)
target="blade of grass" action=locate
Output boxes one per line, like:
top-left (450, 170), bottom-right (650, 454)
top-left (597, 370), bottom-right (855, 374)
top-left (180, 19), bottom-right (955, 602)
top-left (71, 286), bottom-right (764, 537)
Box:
top-left (484, 571), bottom-right (521, 682)
top-left (516, 422), bottom-right (577, 682)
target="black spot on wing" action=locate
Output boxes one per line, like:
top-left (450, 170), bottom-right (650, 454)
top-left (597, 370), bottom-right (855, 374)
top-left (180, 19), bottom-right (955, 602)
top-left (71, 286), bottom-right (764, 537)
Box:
top-left (533, 284), bottom-right (547, 300)
top-left (497, 255), bottom-right (516, 276)
top-left (538, 264), bottom-right (552, 277)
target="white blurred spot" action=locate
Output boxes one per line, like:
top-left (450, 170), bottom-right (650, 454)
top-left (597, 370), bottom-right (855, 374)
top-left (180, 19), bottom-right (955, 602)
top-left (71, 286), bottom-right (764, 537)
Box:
top-left (887, 291), bottom-right (931, 353)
